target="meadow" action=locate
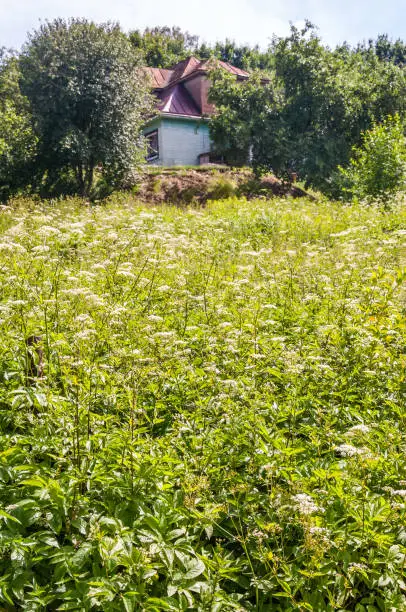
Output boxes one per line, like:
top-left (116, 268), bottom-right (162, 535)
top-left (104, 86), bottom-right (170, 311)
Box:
top-left (0, 195), bottom-right (405, 611)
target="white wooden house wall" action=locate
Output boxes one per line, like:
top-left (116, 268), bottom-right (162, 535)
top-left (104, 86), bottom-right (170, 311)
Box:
top-left (144, 117), bottom-right (211, 166)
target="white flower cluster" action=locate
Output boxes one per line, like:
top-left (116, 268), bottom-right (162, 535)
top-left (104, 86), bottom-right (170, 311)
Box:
top-left (293, 493), bottom-right (324, 515)
top-left (348, 563), bottom-right (368, 573)
top-left (390, 490), bottom-right (406, 498)
top-left (335, 444), bottom-right (373, 458)
top-left (309, 526), bottom-right (330, 537)
top-left (308, 526), bottom-right (332, 544)
top-left (345, 424), bottom-right (370, 435)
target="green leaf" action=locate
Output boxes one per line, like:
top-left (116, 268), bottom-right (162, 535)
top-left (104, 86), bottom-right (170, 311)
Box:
top-left (0, 509), bottom-right (22, 524)
top-left (183, 558), bottom-right (205, 580)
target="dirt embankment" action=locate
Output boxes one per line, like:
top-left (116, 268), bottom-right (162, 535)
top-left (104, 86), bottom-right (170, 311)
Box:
top-left (134, 166), bottom-right (311, 205)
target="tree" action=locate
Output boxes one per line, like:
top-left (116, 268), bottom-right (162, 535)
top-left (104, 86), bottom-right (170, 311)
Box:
top-left (209, 22), bottom-right (406, 192)
top-left (129, 26), bottom-right (199, 68)
top-left (356, 34), bottom-right (406, 67)
top-left (209, 69), bottom-right (287, 173)
top-left (128, 26), bottom-right (274, 73)
top-left (205, 39), bottom-right (273, 72)
top-left (338, 114), bottom-right (406, 204)
top-left (0, 49), bottom-right (37, 200)
top-left (19, 19), bottom-right (153, 197)
top-left (272, 24), bottom-right (406, 189)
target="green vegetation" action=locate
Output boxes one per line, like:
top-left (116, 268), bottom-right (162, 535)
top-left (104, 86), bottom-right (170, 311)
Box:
top-left (19, 19), bottom-right (152, 198)
top-left (0, 49), bottom-right (37, 200)
top-left (129, 27), bottom-right (200, 70)
top-left (338, 114), bottom-right (406, 205)
top-left (0, 20), bottom-right (152, 201)
top-left (209, 23), bottom-right (406, 192)
top-left (129, 27), bottom-right (406, 73)
top-left (2, 21), bottom-right (406, 201)
top-left (0, 195), bottom-right (405, 610)
top-left (128, 26), bottom-right (272, 71)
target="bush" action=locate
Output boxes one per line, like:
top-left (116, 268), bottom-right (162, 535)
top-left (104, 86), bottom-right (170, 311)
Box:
top-left (338, 114), bottom-right (406, 205)
top-left (207, 176), bottom-right (236, 200)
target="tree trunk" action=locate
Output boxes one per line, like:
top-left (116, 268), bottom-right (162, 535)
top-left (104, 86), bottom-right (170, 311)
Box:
top-left (84, 163), bottom-right (94, 198)
top-left (76, 163), bottom-right (86, 197)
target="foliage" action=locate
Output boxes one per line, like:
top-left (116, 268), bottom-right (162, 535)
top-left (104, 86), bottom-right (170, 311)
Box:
top-left (0, 50), bottom-right (37, 201)
top-left (128, 27), bottom-right (273, 72)
top-left (209, 70), bottom-right (288, 173)
top-left (338, 114), bottom-right (406, 204)
top-left (19, 19), bottom-right (153, 197)
top-left (273, 23), bottom-right (406, 189)
top-left (203, 39), bottom-right (273, 72)
top-left (129, 26), bottom-right (199, 68)
top-left (0, 195), bottom-right (405, 609)
top-left (0, 49), bottom-right (27, 112)
top-left (357, 34), bottom-right (406, 66)
top-left (206, 176), bottom-right (236, 199)
top-left (209, 23), bottom-right (406, 193)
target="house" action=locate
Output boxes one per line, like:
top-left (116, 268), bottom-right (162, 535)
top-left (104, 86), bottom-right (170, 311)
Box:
top-left (142, 57), bottom-right (249, 166)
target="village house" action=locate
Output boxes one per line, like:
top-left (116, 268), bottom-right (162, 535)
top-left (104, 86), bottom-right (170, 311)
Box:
top-left (142, 57), bottom-right (249, 166)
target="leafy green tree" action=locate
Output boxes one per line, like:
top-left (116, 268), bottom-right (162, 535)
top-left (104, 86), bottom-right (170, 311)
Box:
top-left (206, 39), bottom-right (274, 71)
top-left (356, 34), bottom-right (406, 66)
top-left (128, 26), bottom-right (274, 73)
top-left (20, 19), bottom-right (153, 197)
top-left (210, 23), bottom-right (406, 191)
top-left (0, 101), bottom-right (37, 200)
top-left (272, 24), bottom-right (406, 189)
top-left (0, 49), bottom-right (37, 200)
top-left (209, 69), bottom-right (287, 173)
top-left (338, 114), bottom-right (406, 204)
top-left (129, 26), bottom-right (199, 68)
top-left (0, 48), bottom-right (26, 111)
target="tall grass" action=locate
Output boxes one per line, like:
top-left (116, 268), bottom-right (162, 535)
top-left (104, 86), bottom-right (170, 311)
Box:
top-left (0, 195), bottom-right (405, 610)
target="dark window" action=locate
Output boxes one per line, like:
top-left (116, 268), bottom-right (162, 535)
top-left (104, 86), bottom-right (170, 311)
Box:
top-left (146, 129), bottom-right (159, 161)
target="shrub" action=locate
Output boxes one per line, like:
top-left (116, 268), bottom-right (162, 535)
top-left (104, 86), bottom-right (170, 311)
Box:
top-left (338, 114), bottom-right (406, 205)
top-left (207, 176), bottom-right (236, 200)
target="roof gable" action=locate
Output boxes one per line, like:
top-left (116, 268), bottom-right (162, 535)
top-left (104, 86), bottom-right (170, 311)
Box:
top-left (169, 56), bottom-right (202, 83)
top-left (143, 67), bottom-right (173, 88)
top-left (143, 56), bottom-right (249, 91)
top-left (156, 83), bottom-right (201, 117)
top-left (143, 56), bottom-right (250, 120)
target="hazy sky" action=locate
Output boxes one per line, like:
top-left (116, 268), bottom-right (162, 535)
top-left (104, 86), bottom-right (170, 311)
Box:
top-left (1, 0), bottom-right (405, 51)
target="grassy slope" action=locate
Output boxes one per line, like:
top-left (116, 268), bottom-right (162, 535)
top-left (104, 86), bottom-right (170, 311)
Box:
top-left (0, 196), bottom-right (405, 611)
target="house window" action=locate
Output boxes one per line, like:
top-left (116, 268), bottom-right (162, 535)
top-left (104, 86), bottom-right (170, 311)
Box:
top-left (146, 129), bottom-right (159, 161)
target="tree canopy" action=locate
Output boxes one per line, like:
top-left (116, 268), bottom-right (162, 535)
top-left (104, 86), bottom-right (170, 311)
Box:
top-left (129, 26), bottom-right (199, 68)
top-left (0, 49), bottom-right (37, 200)
top-left (209, 23), bottom-right (406, 193)
top-left (128, 27), bottom-right (273, 71)
top-left (19, 19), bottom-right (152, 197)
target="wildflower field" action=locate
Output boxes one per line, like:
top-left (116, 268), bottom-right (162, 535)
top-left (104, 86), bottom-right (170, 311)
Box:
top-left (0, 195), bottom-right (405, 611)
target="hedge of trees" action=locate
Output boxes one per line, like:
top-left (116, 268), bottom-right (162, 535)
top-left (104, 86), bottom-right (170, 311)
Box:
top-left (1, 19), bottom-right (406, 201)
top-left (208, 22), bottom-right (406, 197)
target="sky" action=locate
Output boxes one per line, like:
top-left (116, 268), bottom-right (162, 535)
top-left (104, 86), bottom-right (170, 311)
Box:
top-left (1, 0), bottom-right (405, 52)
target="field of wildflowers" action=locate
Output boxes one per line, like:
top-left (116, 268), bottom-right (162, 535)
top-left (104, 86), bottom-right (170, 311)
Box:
top-left (0, 195), bottom-right (405, 610)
